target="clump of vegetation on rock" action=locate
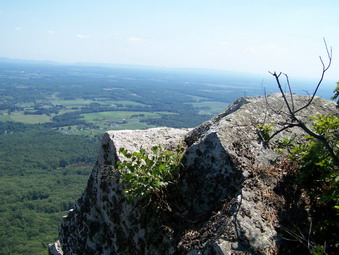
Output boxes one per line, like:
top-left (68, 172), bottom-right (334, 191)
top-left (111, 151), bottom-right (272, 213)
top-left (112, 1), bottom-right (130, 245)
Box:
top-left (117, 144), bottom-right (185, 202)
top-left (289, 113), bottom-right (338, 253)
top-left (256, 122), bottom-right (275, 144)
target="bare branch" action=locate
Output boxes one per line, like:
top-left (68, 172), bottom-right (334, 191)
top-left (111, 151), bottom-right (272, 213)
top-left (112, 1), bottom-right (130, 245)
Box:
top-left (307, 221), bottom-right (312, 249)
top-left (284, 73), bottom-right (295, 113)
top-left (263, 86), bottom-right (285, 115)
top-left (279, 225), bottom-right (313, 248)
top-left (268, 119), bottom-right (339, 166)
top-left (266, 40), bottom-right (338, 167)
top-left (269, 72), bottom-right (296, 120)
top-left (268, 123), bottom-right (300, 140)
top-left (294, 38), bottom-right (332, 114)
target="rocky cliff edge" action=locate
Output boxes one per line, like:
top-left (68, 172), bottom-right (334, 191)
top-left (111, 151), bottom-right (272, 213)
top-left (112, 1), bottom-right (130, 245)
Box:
top-left (49, 94), bottom-right (338, 255)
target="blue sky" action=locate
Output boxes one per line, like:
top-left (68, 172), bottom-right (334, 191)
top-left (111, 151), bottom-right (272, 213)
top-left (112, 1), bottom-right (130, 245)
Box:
top-left (1, 0), bottom-right (338, 80)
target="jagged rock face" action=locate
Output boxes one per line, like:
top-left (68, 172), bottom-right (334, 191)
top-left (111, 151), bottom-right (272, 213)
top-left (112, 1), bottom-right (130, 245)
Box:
top-left (54, 128), bottom-right (190, 255)
top-left (49, 94), bottom-right (338, 255)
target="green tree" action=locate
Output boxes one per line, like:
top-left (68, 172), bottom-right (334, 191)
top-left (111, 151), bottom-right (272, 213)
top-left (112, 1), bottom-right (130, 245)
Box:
top-left (331, 81), bottom-right (339, 107)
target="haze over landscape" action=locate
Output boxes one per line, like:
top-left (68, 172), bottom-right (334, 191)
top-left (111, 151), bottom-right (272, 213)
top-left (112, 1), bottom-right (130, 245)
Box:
top-left (1, 0), bottom-right (338, 80)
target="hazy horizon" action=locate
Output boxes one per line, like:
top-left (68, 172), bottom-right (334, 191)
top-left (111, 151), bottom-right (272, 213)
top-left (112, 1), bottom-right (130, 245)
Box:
top-left (1, 0), bottom-right (338, 80)
top-left (0, 56), bottom-right (335, 101)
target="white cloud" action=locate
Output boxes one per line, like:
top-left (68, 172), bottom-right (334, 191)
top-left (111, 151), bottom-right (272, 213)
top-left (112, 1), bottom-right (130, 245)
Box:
top-left (48, 30), bottom-right (55, 34)
top-left (15, 26), bottom-right (22, 31)
top-left (76, 34), bottom-right (91, 39)
top-left (127, 37), bottom-right (143, 42)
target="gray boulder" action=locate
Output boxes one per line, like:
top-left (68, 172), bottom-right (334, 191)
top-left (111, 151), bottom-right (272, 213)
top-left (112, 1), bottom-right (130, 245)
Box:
top-left (49, 94), bottom-right (338, 254)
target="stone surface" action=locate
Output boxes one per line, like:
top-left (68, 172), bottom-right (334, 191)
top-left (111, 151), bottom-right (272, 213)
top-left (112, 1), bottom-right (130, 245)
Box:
top-left (48, 240), bottom-right (63, 255)
top-left (49, 94), bottom-right (338, 255)
top-left (55, 128), bottom-right (190, 255)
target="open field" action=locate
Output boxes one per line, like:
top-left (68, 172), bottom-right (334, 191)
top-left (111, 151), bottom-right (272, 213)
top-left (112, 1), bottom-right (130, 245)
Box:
top-left (106, 100), bottom-right (148, 107)
top-left (80, 111), bottom-right (175, 131)
top-left (82, 111), bottom-right (138, 122)
top-left (81, 111), bottom-right (164, 122)
top-left (0, 114), bottom-right (11, 122)
top-left (116, 122), bottom-right (155, 130)
top-left (49, 99), bottom-right (148, 107)
top-left (0, 112), bottom-right (51, 124)
top-left (190, 101), bottom-right (229, 115)
top-left (49, 99), bottom-right (95, 106)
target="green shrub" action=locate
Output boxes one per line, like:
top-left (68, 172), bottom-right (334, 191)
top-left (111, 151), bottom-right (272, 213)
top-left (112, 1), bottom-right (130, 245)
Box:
top-left (276, 137), bottom-right (296, 152)
top-left (117, 144), bottom-right (185, 202)
top-left (290, 114), bottom-right (339, 207)
top-left (287, 114), bottom-right (339, 253)
top-left (331, 81), bottom-right (339, 107)
top-left (310, 244), bottom-right (327, 255)
top-left (256, 123), bottom-right (275, 143)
